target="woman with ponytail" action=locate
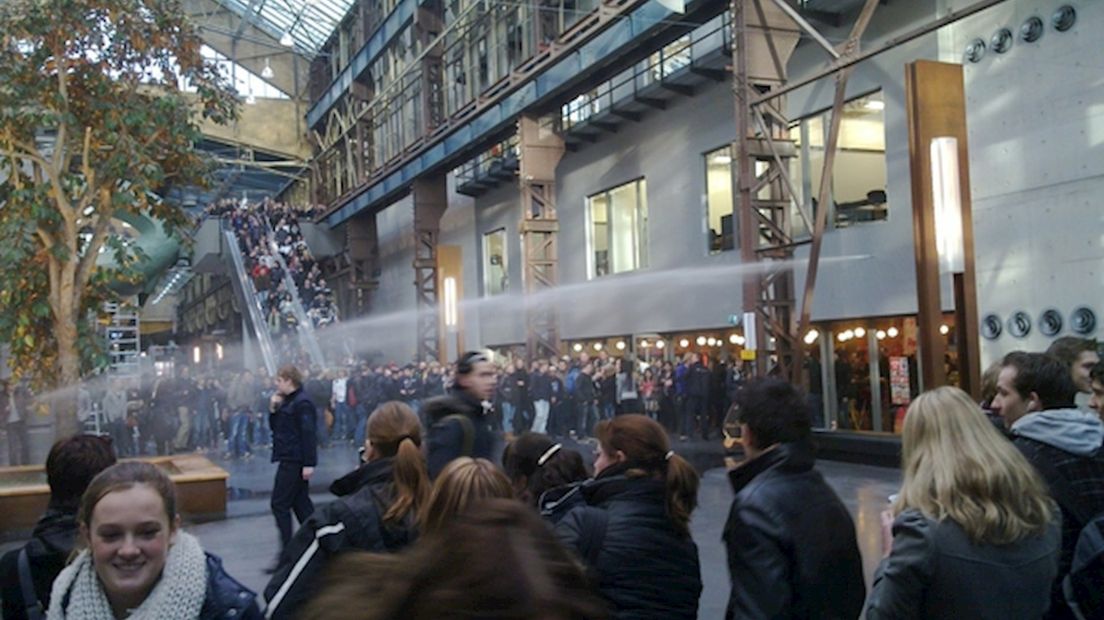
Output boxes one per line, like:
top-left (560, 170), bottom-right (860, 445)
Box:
top-left (502, 432), bottom-right (589, 506)
top-left (263, 402), bottom-right (429, 620)
top-left (540, 414), bottom-right (701, 619)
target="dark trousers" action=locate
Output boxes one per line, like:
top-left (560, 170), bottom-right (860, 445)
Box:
top-left (271, 461), bottom-right (314, 550)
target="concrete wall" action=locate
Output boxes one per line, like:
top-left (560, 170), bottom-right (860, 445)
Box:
top-left (363, 0), bottom-right (1102, 363)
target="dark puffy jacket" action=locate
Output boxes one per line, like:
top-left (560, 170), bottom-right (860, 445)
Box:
top-left (424, 389), bottom-right (497, 478)
top-left (530, 371), bottom-right (552, 401)
top-left (723, 439), bottom-right (865, 619)
top-left (270, 387), bottom-right (317, 466)
top-left (201, 553), bottom-right (262, 620)
top-left (0, 507), bottom-right (78, 620)
top-left (262, 459), bottom-right (415, 619)
top-left (542, 471), bottom-right (702, 619)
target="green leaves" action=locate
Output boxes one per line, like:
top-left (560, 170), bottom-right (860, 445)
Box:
top-left (0, 0), bottom-right (239, 388)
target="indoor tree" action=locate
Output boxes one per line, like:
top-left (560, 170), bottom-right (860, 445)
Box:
top-left (0, 0), bottom-right (238, 436)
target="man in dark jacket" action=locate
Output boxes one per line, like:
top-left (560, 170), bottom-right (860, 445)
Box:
top-left (0, 435), bottom-right (116, 620)
top-left (424, 351), bottom-right (498, 478)
top-left (724, 378), bottom-right (865, 619)
top-left (992, 351), bottom-right (1104, 620)
top-left (686, 354), bottom-right (711, 439)
top-left (269, 364), bottom-right (318, 551)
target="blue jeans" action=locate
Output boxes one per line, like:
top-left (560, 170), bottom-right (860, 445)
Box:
top-left (501, 402), bottom-right (515, 434)
top-left (353, 403), bottom-right (370, 449)
top-left (577, 402), bottom-right (599, 437)
top-left (333, 402), bottom-right (352, 440)
top-left (252, 411), bottom-right (272, 446)
top-left (192, 408), bottom-right (212, 449)
top-left (230, 411), bottom-right (252, 457)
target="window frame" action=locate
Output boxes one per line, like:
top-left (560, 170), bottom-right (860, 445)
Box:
top-left (585, 177), bottom-right (648, 280)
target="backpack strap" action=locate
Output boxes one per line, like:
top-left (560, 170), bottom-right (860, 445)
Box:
top-left (18, 547), bottom-right (45, 620)
top-left (440, 414), bottom-right (475, 457)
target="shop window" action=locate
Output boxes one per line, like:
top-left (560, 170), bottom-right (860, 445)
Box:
top-left (790, 91), bottom-right (888, 231)
top-left (482, 228), bottom-right (508, 296)
top-left (586, 179), bottom-right (648, 278)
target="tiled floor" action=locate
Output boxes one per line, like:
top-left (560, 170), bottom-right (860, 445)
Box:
top-left (2, 440), bottom-right (900, 618)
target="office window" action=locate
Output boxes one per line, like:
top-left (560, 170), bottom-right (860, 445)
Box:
top-left (483, 229), bottom-right (508, 295)
top-left (705, 146), bottom-right (734, 253)
top-left (586, 179), bottom-right (648, 278)
top-left (791, 91), bottom-right (888, 230)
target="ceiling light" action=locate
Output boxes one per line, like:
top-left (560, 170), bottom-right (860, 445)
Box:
top-left (696, 336), bottom-right (706, 346)
top-left (711, 155), bottom-right (732, 165)
top-left (615, 340), bottom-right (626, 351)
top-left (876, 330), bottom-right (887, 340)
top-left (593, 343), bottom-right (603, 351)
top-left (887, 327), bottom-right (900, 338)
top-left (735, 335), bottom-right (746, 345)
top-left (729, 334), bottom-right (739, 344)
top-left (679, 339), bottom-right (689, 348)
top-left (261, 58), bottom-right (274, 79)
top-left (706, 337), bottom-right (717, 346)
top-left (656, 340), bottom-right (665, 349)
top-left (640, 340), bottom-right (650, 349)
top-left (573, 343), bottom-right (583, 352)
top-left (280, 31), bottom-right (294, 47)
top-left (245, 91), bottom-right (256, 105)
top-left (940, 324), bottom-right (950, 335)
top-left (864, 99), bottom-right (885, 111)
top-left (854, 327), bottom-right (866, 338)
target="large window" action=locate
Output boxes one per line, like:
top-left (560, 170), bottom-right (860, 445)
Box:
top-left (586, 179), bottom-right (648, 278)
top-left (705, 146), bottom-right (734, 253)
top-left (482, 229), bottom-right (508, 295)
top-left (792, 91), bottom-right (888, 229)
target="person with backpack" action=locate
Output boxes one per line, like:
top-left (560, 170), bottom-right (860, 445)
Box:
top-left (0, 436), bottom-right (117, 620)
top-left (865, 387), bottom-right (1060, 619)
top-left (991, 352), bottom-right (1104, 619)
top-left (262, 402), bottom-right (429, 619)
top-left (423, 351), bottom-right (499, 479)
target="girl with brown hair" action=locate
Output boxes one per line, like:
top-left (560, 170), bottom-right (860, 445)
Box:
top-left (540, 414), bottom-right (702, 619)
top-left (47, 461), bottom-right (259, 619)
top-left (417, 456), bottom-right (514, 535)
top-left (301, 499), bottom-right (607, 620)
top-left (263, 401), bottom-right (430, 619)
top-left (502, 432), bottom-right (589, 506)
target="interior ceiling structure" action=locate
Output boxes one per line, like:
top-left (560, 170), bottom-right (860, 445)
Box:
top-left (212, 0), bottom-right (355, 57)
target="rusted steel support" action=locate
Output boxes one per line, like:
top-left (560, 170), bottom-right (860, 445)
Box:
top-left (518, 115), bottom-right (565, 362)
top-left (412, 175), bottom-right (448, 362)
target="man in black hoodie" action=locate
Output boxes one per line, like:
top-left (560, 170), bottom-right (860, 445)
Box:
top-left (723, 378), bottom-right (864, 619)
top-left (423, 351), bottom-right (498, 478)
top-left (0, 435), bottom-right (116, 620)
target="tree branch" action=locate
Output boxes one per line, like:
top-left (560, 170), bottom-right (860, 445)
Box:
top-left (75, 195), bottom-right (113, 293)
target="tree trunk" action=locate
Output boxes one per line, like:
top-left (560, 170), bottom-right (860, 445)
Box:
top-left (54, 262), bottom-right (81, 439)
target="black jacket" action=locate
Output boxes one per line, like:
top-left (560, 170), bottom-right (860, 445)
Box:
top-left (723, 440), bottom-right (865, 620)
top-left (687, 363), bottom-right (710, 398)
top-left (423, 389), bottom-right (497, 478)
top-left (201, 553), bottom-right (263, 620)
top-left (0, 507), bottom-right (78, 620)
top-left (262, 459), bottom-right (415, 619)
top-left (270, 387), bottom-right (317, 466)
top-left (542, 470), bottom-right (702, 619)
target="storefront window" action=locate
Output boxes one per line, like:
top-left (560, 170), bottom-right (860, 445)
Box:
top-left (791, 91), bottom-right (887, 232)
top-left (586, 179), bottom-right (648, 278)
top-left (482, 228), bottom-right (508, 296)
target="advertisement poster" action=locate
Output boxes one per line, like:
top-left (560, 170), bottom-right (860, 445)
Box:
top-left (890, 356), bottom-right (911, 405)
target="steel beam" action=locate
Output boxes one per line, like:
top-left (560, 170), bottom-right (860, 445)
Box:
top-left (518, 115), bottom-right (565, 362)
top-left (412, 175), bottom-right (447, 362)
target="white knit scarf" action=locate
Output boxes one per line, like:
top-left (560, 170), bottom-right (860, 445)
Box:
top-left (47, 531), bottom-right (208, 620)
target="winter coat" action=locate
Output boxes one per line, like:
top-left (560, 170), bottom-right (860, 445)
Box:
top-left (1012, 408), bottom-right (1104, 619)
top-left (270, 387), bottom-right (318, 466)
top-left (0, 507), bottom-right (78, 620)
top-left (201, 554), bottom-right (263, 620)
top-left (575, 373), bottom-right (597, 402)
top-left (687, 363), bottom-right (710, 398)
top-left (530, 371), bottom-right (552, 401)
top-left (262, 459), bottom-right (415, 619)
top-left (723, 439), bottom-right (865, 619)
top-left (423, 389), bottom-right (497, 479)
top-left (865, 509), bottom-right (1060, 620)
top-left (542, 470), bottom-right (702, 619)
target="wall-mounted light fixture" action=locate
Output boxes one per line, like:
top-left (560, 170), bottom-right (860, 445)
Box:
top-left (931, 137), bottom-right (965, 275)
top-left (443, 277), bottom-right (458, 329)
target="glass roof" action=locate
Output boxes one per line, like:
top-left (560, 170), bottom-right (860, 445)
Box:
top-left (218, 0), bottom-right (356, 56)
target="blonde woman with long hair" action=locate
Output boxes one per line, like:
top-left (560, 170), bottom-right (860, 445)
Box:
top-left (865, 386), bottom-right (1060, 619)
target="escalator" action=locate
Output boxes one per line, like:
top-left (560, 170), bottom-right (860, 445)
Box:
top-left (223, 225), bottom-right (278, 377)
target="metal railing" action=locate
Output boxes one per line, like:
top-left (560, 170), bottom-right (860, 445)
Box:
top-left (222, 225), bottom-right (279, 377)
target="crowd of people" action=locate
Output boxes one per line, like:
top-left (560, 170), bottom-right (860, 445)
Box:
top-left (222, 198), bottom-right (339, 364)
top-left (2, 336), bottom-right (1102, 620)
